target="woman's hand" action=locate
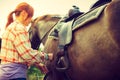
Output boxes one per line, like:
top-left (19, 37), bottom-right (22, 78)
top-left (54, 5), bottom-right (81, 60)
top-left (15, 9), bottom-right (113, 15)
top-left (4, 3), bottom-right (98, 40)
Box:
top-left (36, 63), bottom-right (48, 74)
top-left (47, 53), bottom-right (53, 61)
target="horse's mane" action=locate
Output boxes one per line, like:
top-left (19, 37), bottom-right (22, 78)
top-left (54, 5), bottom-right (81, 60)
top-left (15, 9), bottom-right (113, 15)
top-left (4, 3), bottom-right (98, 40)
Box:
top-left (31, 14), bottom-right (61, 27)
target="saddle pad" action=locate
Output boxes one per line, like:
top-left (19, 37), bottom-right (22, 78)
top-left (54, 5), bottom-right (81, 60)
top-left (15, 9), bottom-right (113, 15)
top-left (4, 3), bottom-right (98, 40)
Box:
top-left (72, 4), bottom-right (107, 31)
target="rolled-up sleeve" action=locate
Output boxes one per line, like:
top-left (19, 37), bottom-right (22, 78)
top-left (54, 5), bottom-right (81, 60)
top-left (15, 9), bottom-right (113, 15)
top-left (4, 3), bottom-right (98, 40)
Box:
top-left (13, 27), bottom-right (45, 66)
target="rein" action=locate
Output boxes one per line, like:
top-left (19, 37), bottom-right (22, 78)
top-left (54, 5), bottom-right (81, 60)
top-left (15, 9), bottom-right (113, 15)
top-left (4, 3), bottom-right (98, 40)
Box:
top-left (36, 19), bottom-right (60, 50)
top-left (40, 22), bottom-right (58, 43)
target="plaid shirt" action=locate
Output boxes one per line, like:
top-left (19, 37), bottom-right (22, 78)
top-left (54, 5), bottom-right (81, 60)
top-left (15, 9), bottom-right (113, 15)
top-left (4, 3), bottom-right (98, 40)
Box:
top-left (0, 20), bottom-right (46, 67)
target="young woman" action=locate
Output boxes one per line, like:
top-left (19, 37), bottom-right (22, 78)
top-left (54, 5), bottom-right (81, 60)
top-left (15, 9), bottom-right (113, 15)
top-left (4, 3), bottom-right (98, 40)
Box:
top-left (0, 2), bottom-right (53, 80)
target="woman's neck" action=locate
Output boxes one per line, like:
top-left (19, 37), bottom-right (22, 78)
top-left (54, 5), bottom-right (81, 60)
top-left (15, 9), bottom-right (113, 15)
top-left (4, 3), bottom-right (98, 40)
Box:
top-left (16, 17), bottom-right (26, 27)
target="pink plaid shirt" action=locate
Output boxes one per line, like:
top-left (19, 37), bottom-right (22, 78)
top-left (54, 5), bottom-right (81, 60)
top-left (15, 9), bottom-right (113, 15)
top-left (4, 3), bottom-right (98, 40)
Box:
top-left (0, 20), bottom-right (46, 67)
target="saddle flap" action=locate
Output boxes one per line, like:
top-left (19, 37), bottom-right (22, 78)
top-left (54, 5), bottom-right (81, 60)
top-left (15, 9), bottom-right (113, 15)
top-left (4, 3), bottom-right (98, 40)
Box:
top-left (59, 20), bottom-right (74, 46)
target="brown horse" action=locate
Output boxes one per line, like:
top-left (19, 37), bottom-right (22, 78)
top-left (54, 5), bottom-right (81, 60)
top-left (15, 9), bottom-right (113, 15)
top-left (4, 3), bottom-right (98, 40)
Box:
top-left (28, 14), bottom-right (61, 49)
top-left (44, 1), bottom-right (120, 80)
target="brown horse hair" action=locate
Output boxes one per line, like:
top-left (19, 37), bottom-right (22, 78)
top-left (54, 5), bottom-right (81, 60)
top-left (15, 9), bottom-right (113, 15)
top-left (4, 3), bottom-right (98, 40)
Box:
top-left (31, 14), bottom-right (61, 28)
top-left (36, 14), bottom-right (60, 22)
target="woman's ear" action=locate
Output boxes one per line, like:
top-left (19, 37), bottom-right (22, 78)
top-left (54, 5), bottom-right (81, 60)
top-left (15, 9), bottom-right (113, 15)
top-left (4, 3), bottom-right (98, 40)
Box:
top-left (20, 10), bottom-right (28, 20)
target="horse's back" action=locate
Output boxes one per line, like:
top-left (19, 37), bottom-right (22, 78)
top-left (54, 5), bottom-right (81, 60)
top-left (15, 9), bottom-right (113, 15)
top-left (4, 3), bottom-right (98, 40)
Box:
top-left (68, 1), bottom-right (120, 80)
top-left (105, 0), bottom-right (120, 47)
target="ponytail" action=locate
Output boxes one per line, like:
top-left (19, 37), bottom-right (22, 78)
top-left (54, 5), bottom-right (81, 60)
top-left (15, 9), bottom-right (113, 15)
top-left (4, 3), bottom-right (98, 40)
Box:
top-left (5, 11), bottom-right (15, 29)
top-left (5, 2), bottom-right (34, 29)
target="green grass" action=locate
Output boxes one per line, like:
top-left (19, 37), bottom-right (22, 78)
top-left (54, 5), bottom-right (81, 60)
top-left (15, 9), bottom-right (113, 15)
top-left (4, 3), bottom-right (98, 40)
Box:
top-left (27, 65), bottom-right (45, 80)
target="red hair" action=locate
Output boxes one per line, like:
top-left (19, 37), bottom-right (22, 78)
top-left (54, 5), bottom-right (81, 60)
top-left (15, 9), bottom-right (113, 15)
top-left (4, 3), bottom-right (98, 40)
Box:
top-left (5, 2), bottom-right (34, 28)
